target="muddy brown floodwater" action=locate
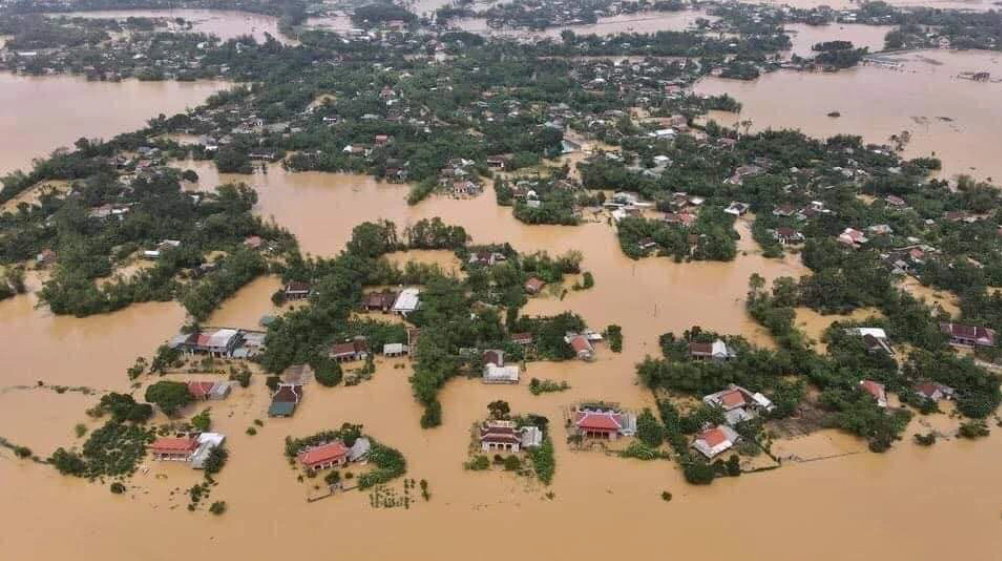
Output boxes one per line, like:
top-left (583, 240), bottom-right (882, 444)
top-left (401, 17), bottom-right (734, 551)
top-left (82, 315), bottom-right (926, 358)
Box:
top-left (0, 74), bottom-right (227, 176)
top-left (696, 49), bottom-right (1002, 182)
top-left (57, 9), bottom-right (293, 44)
top-left (3, 21), bottom-right (1002, 561)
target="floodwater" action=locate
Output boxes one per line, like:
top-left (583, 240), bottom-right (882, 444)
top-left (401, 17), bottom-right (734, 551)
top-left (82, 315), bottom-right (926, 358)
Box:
top-left (3, 16), bottom-right (1002, 561)
top-left (57, 9), bottom-right (291, 44)
top-left (741, 0), bottom-right (1001, 10)
top-left (695, 49), bottom-right (1002, 181)
top-left (452, 10), bottom-right (717, 39)
top-left (784, 23), bottom-right (893, 59)
top-left (0, 74), bottom-right (227, 176)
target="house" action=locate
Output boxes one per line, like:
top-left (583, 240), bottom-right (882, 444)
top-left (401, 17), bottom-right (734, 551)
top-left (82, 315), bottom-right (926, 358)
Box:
top-left (468, 251), bottom-right (507, 267)
top-left (511, 332), bottom-right (534, 346)
top-left (482, 349), bottom-right (519, 383)
top-left (689, 339), bottom-right (736, 361)
top-left (362, 290), bottom-right (398, 312)
top-left (703, 385), bottom-right (775, 425)
top-left (724, 202), bottom-right (750, 216)
top-left (524, 277), bottom-right (546, 295)
top-left (329, 337), bottom-right (370, 362)
top-left (168, 329), bottom-right (244, 357)
top-left (282, 364), bottom-right (314, 385)
top-left (189, 433), bottom-right (226, 469)
top-left (35, 249), bottom-right (57, 267)
top-left (885, 195), bottom-right (907, 208)
top-left (566, 333), bottom-right (595, 361)
top-left (838, 228), bottom-right (869, 249)
top-left (847, 327), bottom-right (895, 356)
top-left (298, 441), bottom-right (349, 471)
top-left (391, 288), bottom-right (421, 316)
top-left (486, 156), bottom-right (507, 170)
top-left (349, 437), bottom-right (371, 462)
top-left (150, 436), bottom-right (200, 461)
top-left (243, 235), bottom-right (263, 250)
top-left (774, 227), bottom-right (804, 245)
top-left (284, 281), bottom-right (311, 300)
top-left (480, 420), bottom-right (524, 452)
top-left (915, 382), bottom-right (955, 402)
top-left (940, 322), bottom-right (996, 347)
top-left (383, 343), bottom-right (408, 357)
top-left (664, 212), bottom-right (696, 227)
top-left (773, 203), bottom-right (797, 218)
top-left (693, 425), bottom-right (740, 459)
top-left (187, 381), bottom-right (216, 401)
top-left (859, 380), bottom-right (888, 408)
top-left (573, 406), bottom-right (637, 440)
top-left (268, 384), bottom-right (302, 417)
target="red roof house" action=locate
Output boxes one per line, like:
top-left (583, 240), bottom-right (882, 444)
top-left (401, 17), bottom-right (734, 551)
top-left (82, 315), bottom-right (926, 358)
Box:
top-left (150, 437), bottom-right (199, 461)
top-left (298, 441), bottom-right (349, 470)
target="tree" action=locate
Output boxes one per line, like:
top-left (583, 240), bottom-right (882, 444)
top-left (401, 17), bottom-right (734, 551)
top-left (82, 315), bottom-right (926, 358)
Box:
top-left (191, 408), bottom-right (211, 432)
top-left (50, 448), bottom-right (86, 476)
top-left (636, 408), bottom-right (665, 448)
top-left (314, 357), bottom-right (343, 387)
top-left (487, 400), bottom-right (510, 420)
top-left (144, 380), bottom-right (192, 417)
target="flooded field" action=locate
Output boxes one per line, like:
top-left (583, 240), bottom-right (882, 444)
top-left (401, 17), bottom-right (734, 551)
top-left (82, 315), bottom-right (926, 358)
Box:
top-left (695, 49), bottom-right (1002, 181)
top-left (0, 74), bottom-right (227, 176)
top-left (57, 9), bottom-right (290, 43)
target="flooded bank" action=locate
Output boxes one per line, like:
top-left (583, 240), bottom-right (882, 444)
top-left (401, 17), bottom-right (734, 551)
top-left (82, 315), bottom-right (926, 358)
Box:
top-left (0, 74), bottom-right (227, 176)
top-left (695, 49), bottom-right (1002, 181)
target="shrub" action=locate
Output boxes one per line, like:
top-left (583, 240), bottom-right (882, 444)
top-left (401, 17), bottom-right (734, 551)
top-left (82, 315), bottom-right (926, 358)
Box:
top-left (209, 501), bottom-right (227, 515)
top-left (14, 446), bottom-right (32, 459)
top-left (314, 358), bottom-right (343, 387)
top-left (913, 432), bottom-right (937, 446)
top-left (144, 381), bottom-right (192, 417)
top-left (110, 482), bottom-right (126, 494)
top-left (959, 420), bottom-right (989, 439)
top-left (661, 491), bottom-right (673, 502)
top-left (191, 409), bottom-right (211, 432)
top-left (503, 455), bottom-right (522, 471)
top-left (464, 455), bottom-right (490, 470)
top-left (682, 460), bottom-right (716, 485)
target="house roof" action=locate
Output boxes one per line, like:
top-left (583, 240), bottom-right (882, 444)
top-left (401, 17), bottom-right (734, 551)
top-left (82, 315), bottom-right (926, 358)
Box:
top-left (151, 437), bottom-right (199, 454)
top-left (480, 422), bottom-right (522, 445)
top-left (575, 410), bottom-right (623, 431)
top-left (298, 441), bottom-right (349, 467)
top-left (187, 381), bottom-right (215, 398)
top-left (268, 401), bottom-right (296, 416)
top-left (719, 389), bottom-right (746, 408)
top-left (699, 427), bottom-right (730, 448)
top-left (860, 380), bottom-right (886, 401)
top-left (570, 336), bottom-right (592, 354)
top-left (483, 350), bottom-right (503, 366)
top-left (272, 384), bottom-right (301, 403)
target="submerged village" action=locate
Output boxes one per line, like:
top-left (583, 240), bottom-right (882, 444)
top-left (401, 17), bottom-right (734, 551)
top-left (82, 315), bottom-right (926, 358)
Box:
top-left (2, 0), bottom-right (1002, 557)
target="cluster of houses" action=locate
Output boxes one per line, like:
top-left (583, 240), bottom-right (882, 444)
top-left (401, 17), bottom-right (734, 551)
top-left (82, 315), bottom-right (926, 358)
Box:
top-left (360, 287), bottom-right (421, 315)
top-left (692, 385), bottom-right (776, 459)
top-left (168, 328), bottom-right (266, 359)
top-left (438, 158), bottom-right (482, 197)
